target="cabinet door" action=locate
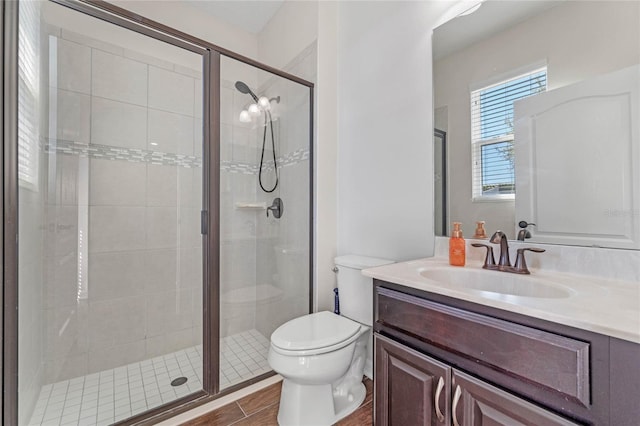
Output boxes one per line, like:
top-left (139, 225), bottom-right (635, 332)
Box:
top-left (375, 334), bottom-right (451, 426)
top-left (452, 370), bottom-right (579, 426)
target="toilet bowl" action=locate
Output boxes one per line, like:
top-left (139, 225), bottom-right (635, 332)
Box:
top-left (268, 255), bottom-right (394, 426)
top-left (268, 311), bottom-right (369, 426)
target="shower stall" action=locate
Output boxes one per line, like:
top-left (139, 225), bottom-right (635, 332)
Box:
top-left (2, 1), bottom-right (313, 425)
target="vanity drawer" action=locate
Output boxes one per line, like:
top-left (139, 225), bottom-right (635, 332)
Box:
top-left (376, 287), bottom-right (591, 408)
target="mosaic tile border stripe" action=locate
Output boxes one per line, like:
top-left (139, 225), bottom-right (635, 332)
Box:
top-left (45, 139), bottom-right (202, 169)
top-left (46, 139), bottom-right (310, 175)
top-left (256, 148), bottom-right (310, 173)
top-left (220, 160), bottom-right (254, 175)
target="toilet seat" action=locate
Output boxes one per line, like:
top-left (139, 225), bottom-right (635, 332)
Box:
top-left (271, 311), bottom-right (362, 356)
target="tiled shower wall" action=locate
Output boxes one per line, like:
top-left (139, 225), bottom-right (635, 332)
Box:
top-left (43, 28), bottom-right (203, 384)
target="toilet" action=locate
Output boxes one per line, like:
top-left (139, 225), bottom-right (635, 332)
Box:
top-left (268, 255), bottom-right (394, 426)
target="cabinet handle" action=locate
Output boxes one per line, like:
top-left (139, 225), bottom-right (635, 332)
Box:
top-left (434, 376), bottom-right (445, 422)
top-left (452, 385), bottom-right (462, 426)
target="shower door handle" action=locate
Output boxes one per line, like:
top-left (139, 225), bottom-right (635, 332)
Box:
top-left (201, 210), bottom-right (208, 235)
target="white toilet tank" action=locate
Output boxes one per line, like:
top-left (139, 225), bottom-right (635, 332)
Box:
top-left (334, 255), bottom-right (395, 326)
top-left (335, 255), bottom-right (394, 380)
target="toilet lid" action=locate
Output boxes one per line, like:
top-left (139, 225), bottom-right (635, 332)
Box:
top-left (271, 311), bottom-right (361, 351)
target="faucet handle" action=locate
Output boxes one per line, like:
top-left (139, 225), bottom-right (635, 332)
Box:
top-left (471, 243), bottom-right (496, 269)
top-left (513, 247), bottom-right (545, 274)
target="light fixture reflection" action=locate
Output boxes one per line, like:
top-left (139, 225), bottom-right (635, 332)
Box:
top-left (248, 103), bottom-right (261, 116)
top-left (239, 110), bottom-right (251, 123)
top-left (258, 96), bottom-right (271, 110)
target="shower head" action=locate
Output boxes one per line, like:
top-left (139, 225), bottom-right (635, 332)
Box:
top-left (235, 80), bottom-right (259, 102)
top-left (234, 80), bottom-right (251, 94)
top-left (235, 80), bottom-right (279, 192)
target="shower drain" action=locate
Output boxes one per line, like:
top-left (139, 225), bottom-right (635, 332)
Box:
top-left (171, 377), bottom-right (188, 387)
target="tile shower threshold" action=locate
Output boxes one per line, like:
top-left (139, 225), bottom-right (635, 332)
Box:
top-left (28, 329), bottom-right (271, 426)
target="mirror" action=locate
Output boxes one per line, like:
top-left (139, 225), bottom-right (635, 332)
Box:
top-left (433, 0), bottom-right (640, 249)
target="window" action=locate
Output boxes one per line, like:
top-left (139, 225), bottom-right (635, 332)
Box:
top-left (471, 67), bottom-right (546, 200)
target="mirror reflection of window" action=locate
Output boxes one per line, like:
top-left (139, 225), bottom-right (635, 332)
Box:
top-left (470, 68), bottom-right (547, 201)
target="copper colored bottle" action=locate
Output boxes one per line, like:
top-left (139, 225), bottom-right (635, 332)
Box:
top-left (449, 222), bottom-right (466, 266)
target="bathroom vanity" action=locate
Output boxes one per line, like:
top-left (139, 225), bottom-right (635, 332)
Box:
top-left (366, 260), bottom-right (640, 426)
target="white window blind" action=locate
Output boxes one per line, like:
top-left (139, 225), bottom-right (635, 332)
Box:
top-left (471, 68), bottom-right (546, 200)
top-left (18, 0), bottom-right (41, 190)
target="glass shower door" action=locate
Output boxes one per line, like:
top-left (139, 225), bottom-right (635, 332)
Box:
top-left (218, 55), bottom-right (312, 390)
top-left (17, 2), bottom-right (206, 424)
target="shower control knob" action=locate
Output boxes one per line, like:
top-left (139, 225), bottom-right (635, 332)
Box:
top-left (266, 198), bottom-right (283, 219)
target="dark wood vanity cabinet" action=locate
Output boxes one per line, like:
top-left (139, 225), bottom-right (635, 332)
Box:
top-left (451, 369), bottom-right (578, 426)
top-left (375, 335), bottom-right (577, 426)
top-left (373, 280), bottom-right (640, 426)
top-left (375, 335), bottom-right (451, 426)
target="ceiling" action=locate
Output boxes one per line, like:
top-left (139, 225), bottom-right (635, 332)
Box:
top-left (433, 0), bottom-right (562, 60)
top-left (183, 1), bottom-right (561, 58)
top-left (185, 0), bottom-right (284, 34)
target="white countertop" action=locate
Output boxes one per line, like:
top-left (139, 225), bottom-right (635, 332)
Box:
top-left (363, 257), bottom-right (640, 344)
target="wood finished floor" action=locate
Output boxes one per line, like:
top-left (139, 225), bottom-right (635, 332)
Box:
top-left (181, 379), bottom-right (373, 426)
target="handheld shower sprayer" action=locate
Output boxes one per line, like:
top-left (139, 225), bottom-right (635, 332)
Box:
top-left (235, 81), bottom-right (279, 193)
top-left (234, 81), bottom-right (259, 102)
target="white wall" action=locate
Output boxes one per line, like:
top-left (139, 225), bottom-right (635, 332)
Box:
top-left (336, 1), bottom-right (451, 262)
top-left (313, 2), bottom-right (339, 311)
top-left (258, 1), bottom-right (318, 71)
top-left (112, 0), bottom-right (258, 60)
top-left (434, 1), bottom-right (640, 238)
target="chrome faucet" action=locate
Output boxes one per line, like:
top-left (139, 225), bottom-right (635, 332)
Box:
top-left (490, 230), bottom-right (511, 270)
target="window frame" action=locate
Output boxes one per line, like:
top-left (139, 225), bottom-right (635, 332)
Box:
top-left (471, 134), bottom-right (515, 202)
top-left (470, 66), bottom-right (547, 202)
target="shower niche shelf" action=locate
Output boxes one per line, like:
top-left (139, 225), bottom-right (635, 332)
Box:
top-left (234, 202), bottom-right (267, 210)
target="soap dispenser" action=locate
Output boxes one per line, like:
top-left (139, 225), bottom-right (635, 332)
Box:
top-left (449, 222), bottom-right (466, 266)
top-left (473, 221), bottom-right (487, 239)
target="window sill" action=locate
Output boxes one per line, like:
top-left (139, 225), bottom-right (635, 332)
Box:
top-left (472, 196), bottom-right (515, 203)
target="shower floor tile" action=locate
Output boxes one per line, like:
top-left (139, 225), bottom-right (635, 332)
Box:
top-left (28, 329), bottom-right (271, 426)
top-left (220, 329), bottom-right (272, 390)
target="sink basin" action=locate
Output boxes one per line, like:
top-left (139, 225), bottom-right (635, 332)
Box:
top-left (419, 268), bottom-right (573, 299)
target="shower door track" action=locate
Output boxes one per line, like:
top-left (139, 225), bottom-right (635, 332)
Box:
top-left (1, 0), bottom-right (315, 425)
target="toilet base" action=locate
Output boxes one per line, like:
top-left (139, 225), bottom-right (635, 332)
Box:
top-left (277, 379), bottom-right (366, 426)
top-left (334, 381), bottom-right (366, 422)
